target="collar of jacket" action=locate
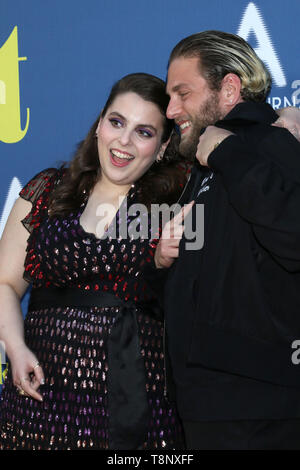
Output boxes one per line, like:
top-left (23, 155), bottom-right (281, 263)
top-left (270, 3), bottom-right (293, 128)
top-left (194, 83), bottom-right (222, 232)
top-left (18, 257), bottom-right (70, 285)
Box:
top-left (215, 101), bottom-right (277, 129)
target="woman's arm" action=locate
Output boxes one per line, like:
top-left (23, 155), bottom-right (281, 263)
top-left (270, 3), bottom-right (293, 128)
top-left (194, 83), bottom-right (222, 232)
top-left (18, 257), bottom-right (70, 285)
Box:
top-left (274, 107), bottom-right (300, 141)
top-left (0, 197), bottom-right (44, 400)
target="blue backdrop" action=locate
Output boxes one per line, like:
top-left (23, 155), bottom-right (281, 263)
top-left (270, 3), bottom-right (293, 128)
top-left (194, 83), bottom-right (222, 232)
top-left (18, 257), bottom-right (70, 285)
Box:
top-left (0, 0), bottom-right (299, 379)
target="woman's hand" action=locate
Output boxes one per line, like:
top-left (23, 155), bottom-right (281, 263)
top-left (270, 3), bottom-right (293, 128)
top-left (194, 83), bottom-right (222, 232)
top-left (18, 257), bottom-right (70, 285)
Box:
top-left (154, 201), bottom-right (194, 269)
top-left (196, 126), bottom-right (234, 167)
top-left (273, 107), bottom-right (300, 141)
top-left (9, 344), bottom-right (45, 402)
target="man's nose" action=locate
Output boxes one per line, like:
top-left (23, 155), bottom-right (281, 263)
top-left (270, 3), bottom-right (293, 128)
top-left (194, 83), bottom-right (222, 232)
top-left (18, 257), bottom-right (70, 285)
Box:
top-left (166, 97), bottom-right (181, 120)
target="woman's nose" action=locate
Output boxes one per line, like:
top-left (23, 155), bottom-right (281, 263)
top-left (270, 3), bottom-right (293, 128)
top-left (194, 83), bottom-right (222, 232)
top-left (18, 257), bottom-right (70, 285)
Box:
top-left (118, 128), bottom-right (132, 146)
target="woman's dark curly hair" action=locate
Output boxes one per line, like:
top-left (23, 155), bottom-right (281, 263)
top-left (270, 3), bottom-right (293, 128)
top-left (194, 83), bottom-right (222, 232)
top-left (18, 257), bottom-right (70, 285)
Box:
top-left (48, 73), bottom-right (187, 215)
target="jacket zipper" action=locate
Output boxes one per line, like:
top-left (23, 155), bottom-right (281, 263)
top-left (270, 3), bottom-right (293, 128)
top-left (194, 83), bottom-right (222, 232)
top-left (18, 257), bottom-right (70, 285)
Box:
top-left (163, 318), bottom-right (168, 398)
top-left (162, 170), bottom-right (192, 399)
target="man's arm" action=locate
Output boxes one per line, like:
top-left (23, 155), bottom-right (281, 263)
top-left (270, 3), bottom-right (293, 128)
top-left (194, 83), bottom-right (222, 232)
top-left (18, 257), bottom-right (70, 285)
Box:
top-left (206, 127), bottom-right (300, 271)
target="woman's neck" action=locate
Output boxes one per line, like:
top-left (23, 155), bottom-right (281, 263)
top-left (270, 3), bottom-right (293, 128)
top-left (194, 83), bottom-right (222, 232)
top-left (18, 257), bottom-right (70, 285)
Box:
top-left (93, 175), bottom-right (132, 201)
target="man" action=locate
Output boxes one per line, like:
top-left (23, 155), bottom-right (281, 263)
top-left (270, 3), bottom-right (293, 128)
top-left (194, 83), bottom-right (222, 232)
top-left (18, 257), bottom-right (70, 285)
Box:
top-left (155, 30), bottom-right (300, 449)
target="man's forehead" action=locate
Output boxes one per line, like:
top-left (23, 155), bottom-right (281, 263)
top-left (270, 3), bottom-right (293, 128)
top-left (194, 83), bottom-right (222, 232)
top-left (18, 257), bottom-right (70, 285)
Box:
top-left (166, 56), bottom-right (205, 93)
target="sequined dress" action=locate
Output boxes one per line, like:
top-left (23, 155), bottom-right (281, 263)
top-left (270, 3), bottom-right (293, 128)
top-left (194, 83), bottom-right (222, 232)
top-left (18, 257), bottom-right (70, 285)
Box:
top-left (0, 168), bottom-right (183, 450)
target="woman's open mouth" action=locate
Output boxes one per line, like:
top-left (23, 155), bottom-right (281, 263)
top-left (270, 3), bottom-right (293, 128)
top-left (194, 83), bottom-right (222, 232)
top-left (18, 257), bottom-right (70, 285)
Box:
top-left (110, 149), bottom-right (135, 167)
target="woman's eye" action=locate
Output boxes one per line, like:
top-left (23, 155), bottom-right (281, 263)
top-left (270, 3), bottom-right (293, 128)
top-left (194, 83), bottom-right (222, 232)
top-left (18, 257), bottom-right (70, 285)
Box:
top-left (137, 128), bottom-right (153, 138)
top-left (109, 118), bottom-right (123, 128)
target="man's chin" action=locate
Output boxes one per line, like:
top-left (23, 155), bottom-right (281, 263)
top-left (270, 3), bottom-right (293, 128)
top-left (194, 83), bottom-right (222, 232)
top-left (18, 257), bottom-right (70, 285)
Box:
top-left (179, 140), bottom-right (197, 162)
top-left (178, 129), bottom-right (197, 157)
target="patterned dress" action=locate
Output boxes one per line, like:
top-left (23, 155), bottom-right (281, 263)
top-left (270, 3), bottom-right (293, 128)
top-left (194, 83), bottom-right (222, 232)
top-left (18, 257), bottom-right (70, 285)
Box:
top-left (0, 168), bottom-right (183, 450)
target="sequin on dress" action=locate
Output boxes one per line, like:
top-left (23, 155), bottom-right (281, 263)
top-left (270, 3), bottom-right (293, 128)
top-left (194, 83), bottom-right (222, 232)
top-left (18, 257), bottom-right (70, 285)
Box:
top-left (0, 168), bottom-right (183, 450)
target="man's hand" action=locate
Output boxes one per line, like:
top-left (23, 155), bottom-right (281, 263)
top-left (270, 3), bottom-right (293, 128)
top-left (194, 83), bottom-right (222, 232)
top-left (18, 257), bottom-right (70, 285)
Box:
top-left (196, 126), bottom-right (234, 166)
top-left (273, 107), bottom-right (300, 142)
top-left (154, 201), bottom-right (194, 269)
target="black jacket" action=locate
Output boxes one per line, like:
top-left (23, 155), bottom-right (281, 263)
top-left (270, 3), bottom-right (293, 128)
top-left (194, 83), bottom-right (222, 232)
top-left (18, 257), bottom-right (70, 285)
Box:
top-left (165, 102), bottom-right (300, 420)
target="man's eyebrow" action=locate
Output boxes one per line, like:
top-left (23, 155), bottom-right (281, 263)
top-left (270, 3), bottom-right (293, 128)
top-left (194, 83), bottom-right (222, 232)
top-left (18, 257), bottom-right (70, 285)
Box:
top-left (166, 83), bottom-right (187, 94)
top-left (108, 112), bottom-right (157, 132)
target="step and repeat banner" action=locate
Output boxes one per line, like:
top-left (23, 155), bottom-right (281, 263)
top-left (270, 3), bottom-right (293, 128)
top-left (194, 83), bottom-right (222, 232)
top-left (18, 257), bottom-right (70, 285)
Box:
top-left (0, 0), bottom-right (299, 383)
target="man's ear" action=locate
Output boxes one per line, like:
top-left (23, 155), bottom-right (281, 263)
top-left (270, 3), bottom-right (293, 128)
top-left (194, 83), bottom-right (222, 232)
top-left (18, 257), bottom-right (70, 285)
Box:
top-left (219, 73), bottom-right (243, 108)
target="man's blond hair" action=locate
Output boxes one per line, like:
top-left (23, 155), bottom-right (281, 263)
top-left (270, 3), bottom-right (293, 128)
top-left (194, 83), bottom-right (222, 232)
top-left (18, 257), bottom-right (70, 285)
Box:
top-left (169, 30), bottom-right (272, 102)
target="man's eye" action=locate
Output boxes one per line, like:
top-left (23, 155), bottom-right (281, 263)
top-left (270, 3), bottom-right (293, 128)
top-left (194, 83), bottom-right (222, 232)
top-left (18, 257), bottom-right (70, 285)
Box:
top-left (179, 92), bottom-right (188, 98)
top-left (109, 118), bottom-right (123, 128)
top-left (137, 128), bottom-right (153, 138)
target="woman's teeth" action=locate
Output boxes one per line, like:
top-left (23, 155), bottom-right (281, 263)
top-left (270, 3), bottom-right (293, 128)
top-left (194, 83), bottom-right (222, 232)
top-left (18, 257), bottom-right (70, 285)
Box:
top-left (111, 150), bottom-right (134, 160)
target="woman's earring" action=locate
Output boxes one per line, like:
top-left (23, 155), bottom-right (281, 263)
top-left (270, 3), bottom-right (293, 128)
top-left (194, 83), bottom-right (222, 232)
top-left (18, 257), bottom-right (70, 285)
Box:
top-left (156, 146), bottom-right (165, 162)
top-left (156, 136), bottom-right (172, 162)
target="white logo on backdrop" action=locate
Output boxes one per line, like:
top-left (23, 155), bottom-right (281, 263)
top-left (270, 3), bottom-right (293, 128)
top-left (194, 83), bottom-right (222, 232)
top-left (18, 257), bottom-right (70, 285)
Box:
top-left (0, 177), bottom-right (22, 237)
top-left (292, 80), bottom-right (300, 106)
top-left (237, 2), bottom-right (286, 87)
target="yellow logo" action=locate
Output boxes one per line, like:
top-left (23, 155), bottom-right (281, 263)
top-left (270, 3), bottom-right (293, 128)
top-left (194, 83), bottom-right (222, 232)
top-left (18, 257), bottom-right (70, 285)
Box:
top-left (0, 353), bottom-right (8, 385)
top-left (0, 26), bottom-right (30, 144)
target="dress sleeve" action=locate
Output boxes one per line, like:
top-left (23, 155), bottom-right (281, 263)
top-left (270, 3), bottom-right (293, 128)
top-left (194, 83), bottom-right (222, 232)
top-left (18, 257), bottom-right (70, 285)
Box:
top-left (19, 168), bottom-right (59, 234)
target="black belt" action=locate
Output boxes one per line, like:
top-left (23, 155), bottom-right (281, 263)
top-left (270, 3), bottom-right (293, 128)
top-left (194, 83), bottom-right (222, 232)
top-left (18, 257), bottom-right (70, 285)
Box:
top-left (29, 287), bottom-right (150, 450)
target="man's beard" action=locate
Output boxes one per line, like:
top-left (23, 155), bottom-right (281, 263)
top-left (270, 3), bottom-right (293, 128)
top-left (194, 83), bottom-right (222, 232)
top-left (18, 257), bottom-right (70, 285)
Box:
top-left (179, 92), bottom-right (223, 161)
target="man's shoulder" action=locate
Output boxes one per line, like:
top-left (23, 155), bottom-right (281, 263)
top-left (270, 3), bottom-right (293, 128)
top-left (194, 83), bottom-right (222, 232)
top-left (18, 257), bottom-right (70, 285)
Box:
top-left (243, 120), bottom-right (300, 183)
top-left (223, 101), bottom-right (277, 125)
top-left (216, 102), bottom-right (278, 143)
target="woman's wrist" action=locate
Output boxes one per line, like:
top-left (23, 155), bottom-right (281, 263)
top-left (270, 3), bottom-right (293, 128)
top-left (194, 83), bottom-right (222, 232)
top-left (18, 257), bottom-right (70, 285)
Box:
top-left (5, 339), bottom-right (27, 362)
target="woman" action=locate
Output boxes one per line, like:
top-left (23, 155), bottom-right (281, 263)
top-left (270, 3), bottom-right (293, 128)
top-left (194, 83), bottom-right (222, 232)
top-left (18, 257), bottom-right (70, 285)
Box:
top-left (0, 73), bottom-right (186, 450)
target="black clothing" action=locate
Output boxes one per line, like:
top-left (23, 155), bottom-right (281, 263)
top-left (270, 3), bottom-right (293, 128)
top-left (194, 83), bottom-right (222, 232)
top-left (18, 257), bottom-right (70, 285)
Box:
top-left (183, 419), bottom-right (300, 450)
top-left (0, 169), bottom-right (183, 450)
top-left (165, 102), bottom-right (300, 422)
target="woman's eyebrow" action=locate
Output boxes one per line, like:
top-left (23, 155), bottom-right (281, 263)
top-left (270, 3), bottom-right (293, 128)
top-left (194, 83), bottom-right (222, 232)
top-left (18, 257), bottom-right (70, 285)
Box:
top-left (108, 112), bottom-right (157, 133)
top-left (138, 124), bottom-right (157, 133)
top-left (108, 111), bottom-right (126, 120)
